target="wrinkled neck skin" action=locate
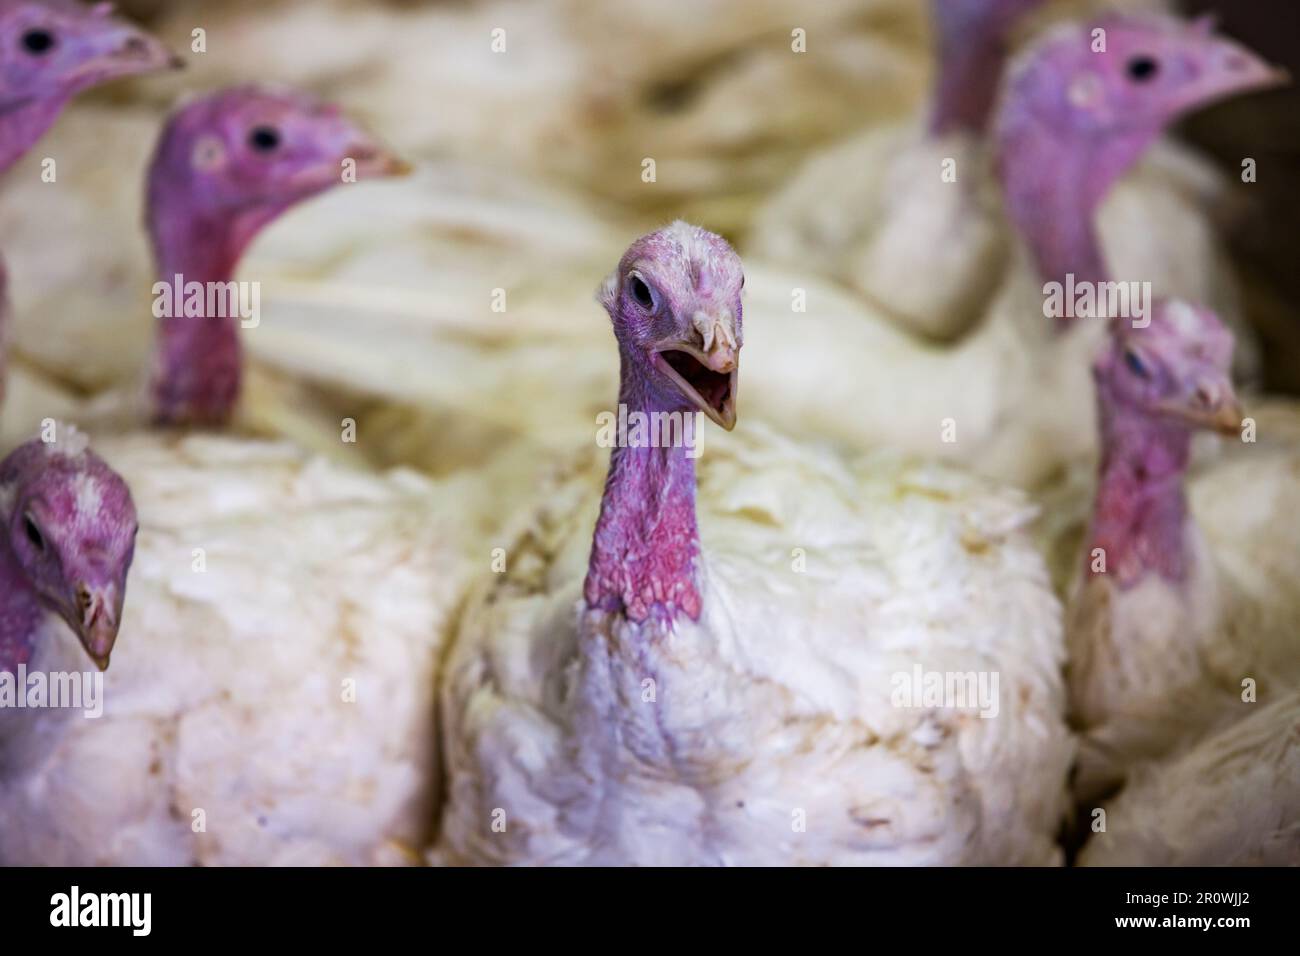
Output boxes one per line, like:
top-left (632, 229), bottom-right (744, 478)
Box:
top-left (147, 177), bottom-right (284, 426)
top-left (1087, 383), bottom-right (1194, 589)
top-left (1001, 115), bottom-right (1160, 327)
top-left (583, 351), bottom-right (703, 628)
top-left (929, 20), bottom-right (1015, 137)
top-left (0, 518), bottom-right (43, 676)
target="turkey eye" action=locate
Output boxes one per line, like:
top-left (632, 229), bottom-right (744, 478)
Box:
top-left (630, 276), bottom-right (655, 309)
top-left (1124, 349), bottom-right (1150, 379)
top-left (248, 126), bottom-right (281, 152)
top-left (23, 515), bottom-right (45, 552)
top-left (20, 27), bottom-right (56, 55)
top-left (1126, 56), bottom-right (1159, 82)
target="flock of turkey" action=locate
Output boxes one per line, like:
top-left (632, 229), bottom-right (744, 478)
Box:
top-left (0, 0), bottom-right (1296, 866)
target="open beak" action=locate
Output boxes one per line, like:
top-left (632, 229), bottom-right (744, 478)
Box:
top-left (652, 328), bottom-right (739, 431)
top-left (70, 583), bottom-right (123, 672)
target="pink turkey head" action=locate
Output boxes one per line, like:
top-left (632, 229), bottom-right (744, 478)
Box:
top-left (0, 427), bottom-right (137, 670)
top-left (599, 222), bottom-right (743, 430)
top-left (1096, 300), bottom-right (1241, 435)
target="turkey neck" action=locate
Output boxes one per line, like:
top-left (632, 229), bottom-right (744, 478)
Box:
top-left (583, 351), bottom-right (703, 626)
top-left (146, 176), bottom-right (285, 425)
top-left (0, 518), bottom-right (43, 676)
top-left (0, 96), bottom-right (69, 175)
top-left (1087, 384), bottom-right (1194, 589)
top-left (999, 111), bottom-right (1163, 327)
top-left (929, 2), bottom-right (1030, 137)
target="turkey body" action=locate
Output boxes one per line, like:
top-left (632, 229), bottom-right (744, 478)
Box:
top-left (1059, 437), bottom-right (1300, 803)
top-left (436, 423), bottom-right (1071, 865)
top-left (1078, 689), bottom-right (1300, 866)
top-left (748, 125), bottom-right (1245, 350)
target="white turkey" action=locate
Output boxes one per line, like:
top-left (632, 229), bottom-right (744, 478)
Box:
top-left (1065, 301), bottom-right (1300, 806)
top-left (433, 222), bottom-right (1071, 866)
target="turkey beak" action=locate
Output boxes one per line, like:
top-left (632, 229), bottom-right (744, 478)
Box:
top-left (1160, 373), bottom-right (1243, 436)
top-left (72, 19), bottom-right (182, 85)
top-left (73, 582), bottom-right (122, 672)
top-left (1174, 33), bottom-right (1290, 115)
top-left (652, 309), bottom-right (739, 431)
top-left (347, 140), bottom-right (412, 179)
top-left (1204, 397), bottom-right (1245, 437)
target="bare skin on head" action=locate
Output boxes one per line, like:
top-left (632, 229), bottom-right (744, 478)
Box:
top-left (146, 85), bottom-right (409, 427)
top-left (1087, 301), bottom-right (1240, 587)
top-left (995, 13), bottom-right (1288, 311)
top-left (0, 430), bottom-right (137, 672)
top-left (585, 222), bottom-right (743, 625)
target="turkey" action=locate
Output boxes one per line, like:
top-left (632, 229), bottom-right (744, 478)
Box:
top-left (738, 12), bottom-right (1285, 489)
top-left (2, 85), bottom-right (409, 451)
top-left (1065, 301), bottom-right (1300, 805)
top-left (748, 0), bottom-right (1046, 340)
top-left (141, 0), bottom-right (930, 231)
top-left (0, 85), bottom-right (480, 865)
top-left (0, 0), bottom-right (177, 434)
top-left (228, 12), bottom-right (1284, 496)
top-left (0, 426), bottom-right (137, 688)
top-left (0, 0), bottom-right (178, 175)
top-left (434, 223), bottom-right (1071, 866)
top-left (142, 85), bottom-right (408, 427)
top-left (1077, 689), bottom-right (1300, 866)
top-left (0, 426), bottom-right (478, 865)
top-left (747, 4), bottom-right (1246, 349)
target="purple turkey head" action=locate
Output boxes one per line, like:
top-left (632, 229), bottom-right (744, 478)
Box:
top-left (1096, 300), bottom-right (1241, 435)
top-left (0, 0), bottom-right (179, 172)
top-left (147, 85), bottom-right (409, 274)
top-left (1004, 14), bottom-right (1286, 139)
top-left (0, 427), bottom-right (137, 670)
top-left (598, 221), bottom-right (743, 430)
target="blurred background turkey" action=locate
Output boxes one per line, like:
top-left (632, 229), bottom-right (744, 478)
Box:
top-left (4, 0), bottom-right (1296, 437)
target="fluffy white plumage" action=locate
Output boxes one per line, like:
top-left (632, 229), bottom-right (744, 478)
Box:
top-left (0, 433), bottom-right (475, 865)
top-left (1078, 689), bottom-right (1300, 866)
top-left (1064, 442), bottom-right (1300, 801)
top-left (435, 423), bottom-right (1072, 865)
top-left (143, 0), bottom-right (929, 233)
top-left (750, 127), bottom-right (1007, 340)
top-left (748, 127), bottom-right (1246, 349)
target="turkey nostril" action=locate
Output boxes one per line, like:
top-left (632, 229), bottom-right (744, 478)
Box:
top-left (122, 35), bottom-right (148, 56)
top-left (75, 585), bottom-right (92, 616)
